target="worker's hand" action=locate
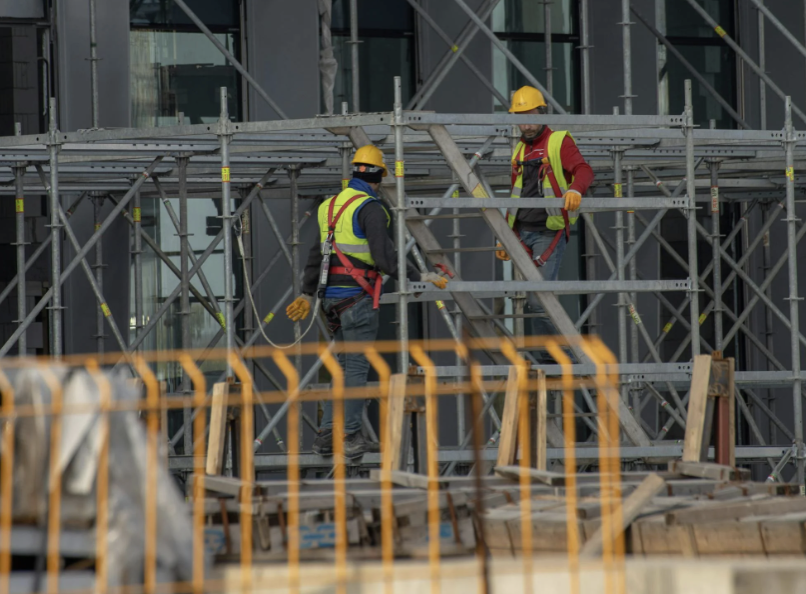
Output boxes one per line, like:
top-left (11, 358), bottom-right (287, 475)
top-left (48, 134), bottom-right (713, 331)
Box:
top-left (563, 189), bottom-right (582, 212)
top-left (495, 242), bottom-right (510, 261)
top-left (286, 294), bottom-right (313, 322)
top-left (420, 272), bottom-right (449, 290)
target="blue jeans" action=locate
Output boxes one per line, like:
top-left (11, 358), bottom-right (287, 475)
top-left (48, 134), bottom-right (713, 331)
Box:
top-left (519, 229), bottom-right (567, 362)
top-left (320, 295), bottom-right (379, 435)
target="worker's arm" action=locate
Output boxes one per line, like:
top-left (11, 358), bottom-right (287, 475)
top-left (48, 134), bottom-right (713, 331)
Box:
top-left (561, 136), bottom-right (595, 195)
top-left (301, 238), bottom-right (322, 296)
top-left (359, 201), bottom-right (421, 282)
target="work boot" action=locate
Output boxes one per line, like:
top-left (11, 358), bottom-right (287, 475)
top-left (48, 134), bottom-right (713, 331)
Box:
top-left (312, 429), bottom-right (333, 456)
top-left (343, 432), bottom-right (370, 459)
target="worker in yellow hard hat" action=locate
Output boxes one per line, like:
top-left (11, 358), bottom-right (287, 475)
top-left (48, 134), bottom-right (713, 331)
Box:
top-left (497, 86), bottom-right (595, 361)
top-left (286, 144), bottom-right (450, 458)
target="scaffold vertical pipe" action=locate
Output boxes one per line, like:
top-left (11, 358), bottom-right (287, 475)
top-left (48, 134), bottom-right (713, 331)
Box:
top-left (655, 0), bottom-right (668, 115)
top-left (219, 87), bottom-right (235, 376)
top-left (685, 81), bottom-right (701, 356)
top-left (784, 97), bottom-right (805, 490)
top-left (763, 202), bottom-right (776, 442)
top-left (349, 0), bottom-right (360, 112)
top-left (451, 170), bottom-right (466, 441)
top-left (48, 98), bottom-right (61, 358)
top-left (290, 166), bottom-right (302, 378)
top-left (710, 160), bottom-right (723, 351)
top-left (393, 77), bottom-right (408, 372)
top-left (758, 0), bottom-right (767, 130)
top-left (580, 0), bottom-right (591, 115)
top-left (613, 143), bottom-right (628, 371)
top-left (88, 0), bottom-right (99, 128)
top-left (545, 0), bottom-right (553, 113)
top-left (621, 0), bottom-right (633, 115)
top-left (627, 166), bottom-right (638, 361)
top-left (14, 165), bottom-right (26, 355)
top-left (93, 196), bottom-right (104, 355)
top-left (133, 189), bottom-right (143, 354)
top-left (178, 157), bottom-right (193, 452)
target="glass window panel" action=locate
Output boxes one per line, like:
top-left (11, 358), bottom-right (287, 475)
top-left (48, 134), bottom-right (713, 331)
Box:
top-left (493, 41), bottom-right (577, 113)
top-left (332, 35), bottom-right (414, 112)
top-left (493, 0), bottom-right (575, 35)
top-left (130, 0), bottom-right (239, 29)
top-left (666, 0), bottom-right (732, 38)
top-left (667, 44), bottom-right (736, 129)
top-left (331, 0), bottom-right (414, 32)
top-left (130, 30), bottom-right (240, 127)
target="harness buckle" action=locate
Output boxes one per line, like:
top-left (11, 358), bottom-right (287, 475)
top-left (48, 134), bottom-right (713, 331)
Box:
top-left (534, 255), bottom-right (547, 267)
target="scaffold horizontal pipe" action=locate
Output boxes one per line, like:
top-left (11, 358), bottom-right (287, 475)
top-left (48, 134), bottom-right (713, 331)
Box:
top-left (405, 196), bottom-right (688, 211)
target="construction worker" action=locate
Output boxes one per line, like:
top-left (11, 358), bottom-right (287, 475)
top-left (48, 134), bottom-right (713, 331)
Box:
top-left (286, 145), bottom-right (450, 458)
top-left (496, 86), bottom-right (595, 361)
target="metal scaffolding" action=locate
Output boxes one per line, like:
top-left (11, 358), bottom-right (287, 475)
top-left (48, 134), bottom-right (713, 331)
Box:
top-left (1, 0), bottom-right (806, 485)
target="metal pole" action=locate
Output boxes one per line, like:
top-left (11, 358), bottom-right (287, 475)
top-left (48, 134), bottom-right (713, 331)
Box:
top-left (349, 0), bottom-right (360, 112)
top-left (289, 166), bottom-right (302, 378)
top-left (630, 6), bottom-right (751, 130)
top-left (219, 88), bottom-right (235, 376)
top-left (783, 97), bottom-right (804, 491)
top-left (612, 145), bottom-right (627, 367)
top-left (621, 0), bottom-right (633, 115)
top-left (48, 98), bottom-right (61, 358)
top-left (758, 0), bottom-right (767, 130)
top-left (710, 160), bottom-right (723, 351)
top-left (394, 77), bottom-right (408, 372)
top-left (655, 0), bottom-right (668, 116)
top-left (450, 0), bottom-right (567, 114)
top-left (685, 81), bottom-right (701, 356)
top-left (748, 0), bottom-right (806, 62)
top-left (763, 202), bottom-right (775, 442)
top-left (171, 0), bottom-right (288, 119)
top-left (178, 156), bottom-right (193, 454)
top-left (93, 195), bottom-right (105, 354)
top-left (404, 0), bottom-right (509, 107)
top-left (683, 0), bottom-right (806, 124)
top-left (580, 0), bottom-right (592, 115)
top-left (88, 0), bottom-right (99, 128)
top-left (14, 165), bottom-right (26, 355)
top-left (627, 167), bottom-right (638, 363)
top-left (544, 0), bottom-right (553, 113)
top-left (133, 190), bottom-right (144, 352)
top-left (408, 0), bottom-right (502, 110)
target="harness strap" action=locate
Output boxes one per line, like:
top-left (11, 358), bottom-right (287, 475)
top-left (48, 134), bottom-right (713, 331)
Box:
top-left (545, 167), bottom-right (572, 241)
top-left (325, 193), bottom-right (382, 309)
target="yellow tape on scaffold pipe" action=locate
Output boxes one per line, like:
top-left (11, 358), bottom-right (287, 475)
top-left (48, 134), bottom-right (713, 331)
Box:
top-left (222, 167), bottom-right (231, 183)
top-left (395, 161), bottom-right (404, 177)
top-left (263, 312), bottom-right (275, 324)
top-left (216, 312), bottom-right (226, 329)
top-left (133, 207), bottom-right (141, 223)
top-left (15, 199), bottom-right (23, 214)
top-left (101, 303), bottom-right (111, 317)
top-left (614, 183), bottom-right (622, 198)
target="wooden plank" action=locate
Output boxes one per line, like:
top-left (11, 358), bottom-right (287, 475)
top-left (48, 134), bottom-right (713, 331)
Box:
top-left (494, 465), bottom-right (566, 486)
top-left (368, 469), bottom-right (451, 490)
top-left (665, 496), bottom-right (806, 525)
top-left (759, 513), bottom-right (806, 554)
top-left (682, 354), bottom-right (713, 462)
top-left (668, 460), bottom-right (751, 482)
top-left (580, 473), bottom-right (666, 557)
top-left (692, 521), bottom-right (765, 555)
top-left (535, 370), bottom-right (547, 471)
top-left (206, 382), bottom-right (229, 476)
top-left (384, 374), bottom-right (407, 472)
top-left (496, 368), bottom-right (520, 468)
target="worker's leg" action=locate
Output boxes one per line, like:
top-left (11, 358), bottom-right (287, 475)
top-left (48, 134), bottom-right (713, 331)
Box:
top-left (319, 295), bottom-right (379, 435)
top-left (518, 229), bottom-right (568, 362)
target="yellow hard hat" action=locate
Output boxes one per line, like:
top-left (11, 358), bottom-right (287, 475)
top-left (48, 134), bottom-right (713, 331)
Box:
top-left (352, 145), bottom-right (388, 177)
top-left (509, 86), bottom-right (547, 113)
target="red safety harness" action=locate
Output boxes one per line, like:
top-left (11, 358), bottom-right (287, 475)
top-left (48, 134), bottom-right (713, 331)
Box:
top-left (323, 193), bottom-right (383, 309)
top-left (516, 160), bottom-right (571, 267)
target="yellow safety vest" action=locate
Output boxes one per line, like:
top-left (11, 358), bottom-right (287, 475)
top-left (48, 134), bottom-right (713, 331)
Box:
top-left (318, 187), bottom-right (390, 268)
top-left (507, 131), bottom-right (580, 231)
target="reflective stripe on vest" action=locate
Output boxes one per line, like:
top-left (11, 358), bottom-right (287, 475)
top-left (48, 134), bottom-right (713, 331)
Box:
top-left (507, 131), bottom-right (580, 231)
top-left (318, 188), bottom-right (390, 267)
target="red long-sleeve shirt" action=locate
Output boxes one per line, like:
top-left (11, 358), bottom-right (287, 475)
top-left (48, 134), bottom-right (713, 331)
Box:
top-left (510, 126), bottom-right (595, 231)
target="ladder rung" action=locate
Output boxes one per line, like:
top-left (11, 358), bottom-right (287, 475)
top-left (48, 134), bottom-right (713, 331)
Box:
top-left (425, 246), bottom-right (498, 253)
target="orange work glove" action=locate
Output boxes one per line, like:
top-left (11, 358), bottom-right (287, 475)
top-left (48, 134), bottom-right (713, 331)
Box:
top-left (420, 272), bottom-right (449, 290)
top-left (563, 189), bottom-right (582, 212)
top-left (286, 295), bottom-right (312, 322)
top-left (495, 242), bottom-right (510, 261)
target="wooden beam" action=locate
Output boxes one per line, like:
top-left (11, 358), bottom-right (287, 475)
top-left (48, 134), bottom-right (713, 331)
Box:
top-left (667, 460), bottom-right (750, 482)
top-left (580, 473), bottom-right (666, 557)
top-left (384, 374), bottom-right (408, 472)
top-left (206, 382), bottom-right (229, 476)
top-left (682, 354), bottom-right (713, 462)
top-left (536, 370), bottom-right (548, 471)
top-left (494, 465), bottom-right (566, 486)
top-left (496, 367), bottom-right (520, 468)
